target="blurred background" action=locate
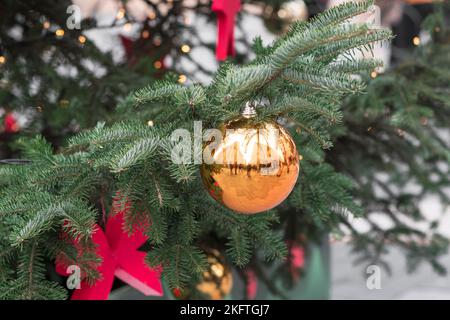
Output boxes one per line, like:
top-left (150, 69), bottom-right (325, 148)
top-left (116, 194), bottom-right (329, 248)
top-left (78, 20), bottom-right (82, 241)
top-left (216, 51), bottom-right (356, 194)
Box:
top-left (1, 0), bottom-right (449, 300)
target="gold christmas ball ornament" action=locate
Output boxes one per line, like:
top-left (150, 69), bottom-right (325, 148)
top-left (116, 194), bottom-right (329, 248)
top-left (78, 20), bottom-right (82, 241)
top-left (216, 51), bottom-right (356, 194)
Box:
top-left (263, 0), bottom-right (309, 35)
top-left (172, 248), bottom-right (233, 300)
top-left (201, 102), bottom-right (300, 214)
top-left (196, 248), bottom-right (233, 300)
top-left (277, 0), bottom-right (308, 23)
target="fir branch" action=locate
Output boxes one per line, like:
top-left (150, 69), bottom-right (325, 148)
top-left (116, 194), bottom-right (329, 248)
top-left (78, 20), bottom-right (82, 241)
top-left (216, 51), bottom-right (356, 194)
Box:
top-left (110, 137), bottom-right (159, 172)
top-left (133, 81), bottom-right (185, 106)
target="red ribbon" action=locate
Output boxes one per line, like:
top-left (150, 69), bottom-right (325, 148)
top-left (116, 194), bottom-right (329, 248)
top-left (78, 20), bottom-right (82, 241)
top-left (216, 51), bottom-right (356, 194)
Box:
top-left (245, 270), bottom-right (258, 299)
top-left (287, 241), bottom-right (305, 283)
top-left (4, 112), bottom-right (19, 133)
top-left (55, 202), bottom-right (162, 300)
top-left (212, 0), bottom-right (241, 61)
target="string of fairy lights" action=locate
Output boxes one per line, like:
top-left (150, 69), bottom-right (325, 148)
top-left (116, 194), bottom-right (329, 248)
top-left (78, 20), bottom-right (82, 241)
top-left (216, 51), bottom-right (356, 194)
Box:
top-left (0, 1), bottom-right (437, 68)
top-left (0, 0), bottom-right (441, 127)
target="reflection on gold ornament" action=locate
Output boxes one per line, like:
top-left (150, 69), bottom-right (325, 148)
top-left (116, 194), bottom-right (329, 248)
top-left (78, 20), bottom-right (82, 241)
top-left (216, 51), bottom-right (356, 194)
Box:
top-left (201, 102), bottom-right (299, 214)
top-left (172, 248), bottom-right (233, 300)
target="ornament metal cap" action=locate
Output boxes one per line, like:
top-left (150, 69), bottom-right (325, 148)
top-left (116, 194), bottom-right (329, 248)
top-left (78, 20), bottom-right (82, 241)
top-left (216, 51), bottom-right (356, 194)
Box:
top-left (241, 101), bottom-right (257, 118)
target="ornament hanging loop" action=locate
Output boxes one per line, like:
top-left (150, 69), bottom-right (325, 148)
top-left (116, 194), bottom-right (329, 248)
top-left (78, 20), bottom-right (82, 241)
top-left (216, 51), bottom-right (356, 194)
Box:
top-left (241, 101), bottom-right (257, 118)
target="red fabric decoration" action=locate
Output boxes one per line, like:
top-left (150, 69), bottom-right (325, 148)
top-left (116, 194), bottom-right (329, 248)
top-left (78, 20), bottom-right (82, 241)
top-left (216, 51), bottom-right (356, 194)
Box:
top-left (172, 288), bottom-right (183, 298)
top-left (212, 0), bottom-right (241, 61)
top-left (245, 270), bottom-right (258, 299)
top-left (291, 244), bottom-right (305, 268)
top-left (55, 199), bottom-right (163, 300)
top-left (119, 35), bottom-right (166, 74)
top-left (287, 241), bottom-right (305, 282)
top-left (4, 113), bottom-right (19, 133)
top-left (120, 35), bottom-right (134, 59)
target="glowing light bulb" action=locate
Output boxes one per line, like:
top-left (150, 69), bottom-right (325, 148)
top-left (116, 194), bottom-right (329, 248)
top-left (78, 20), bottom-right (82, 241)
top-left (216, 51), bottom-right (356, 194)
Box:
top-left (277, 9), bottom-right (287, 18)
top-left (181, 44), bottom-right (191, 53)
top-left (78, 35), bottom-right (86, 44)
top-left (184, 16), bottom-right (192, 25)
top-left (153, 37), bottom-right (162, 46)
top-left (123, 23), bottom-right (132, 32)
top-left (178, 74), bottom-right (187, 83)
top-left (116, 8), bottom-right (125, 20)
top-left (55, 29), bottom-right (65, 37)
top-left (148, 11), bottom-right (156, 20)
top-left (154, 61), bottom-right (162, 69)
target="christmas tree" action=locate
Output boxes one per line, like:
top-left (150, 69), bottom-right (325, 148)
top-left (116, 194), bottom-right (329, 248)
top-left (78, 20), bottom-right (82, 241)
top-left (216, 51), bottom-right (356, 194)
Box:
top-left (0, 0), bottom-right (236, 152)
top-left (330, 3), bottom-right (450, 274)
